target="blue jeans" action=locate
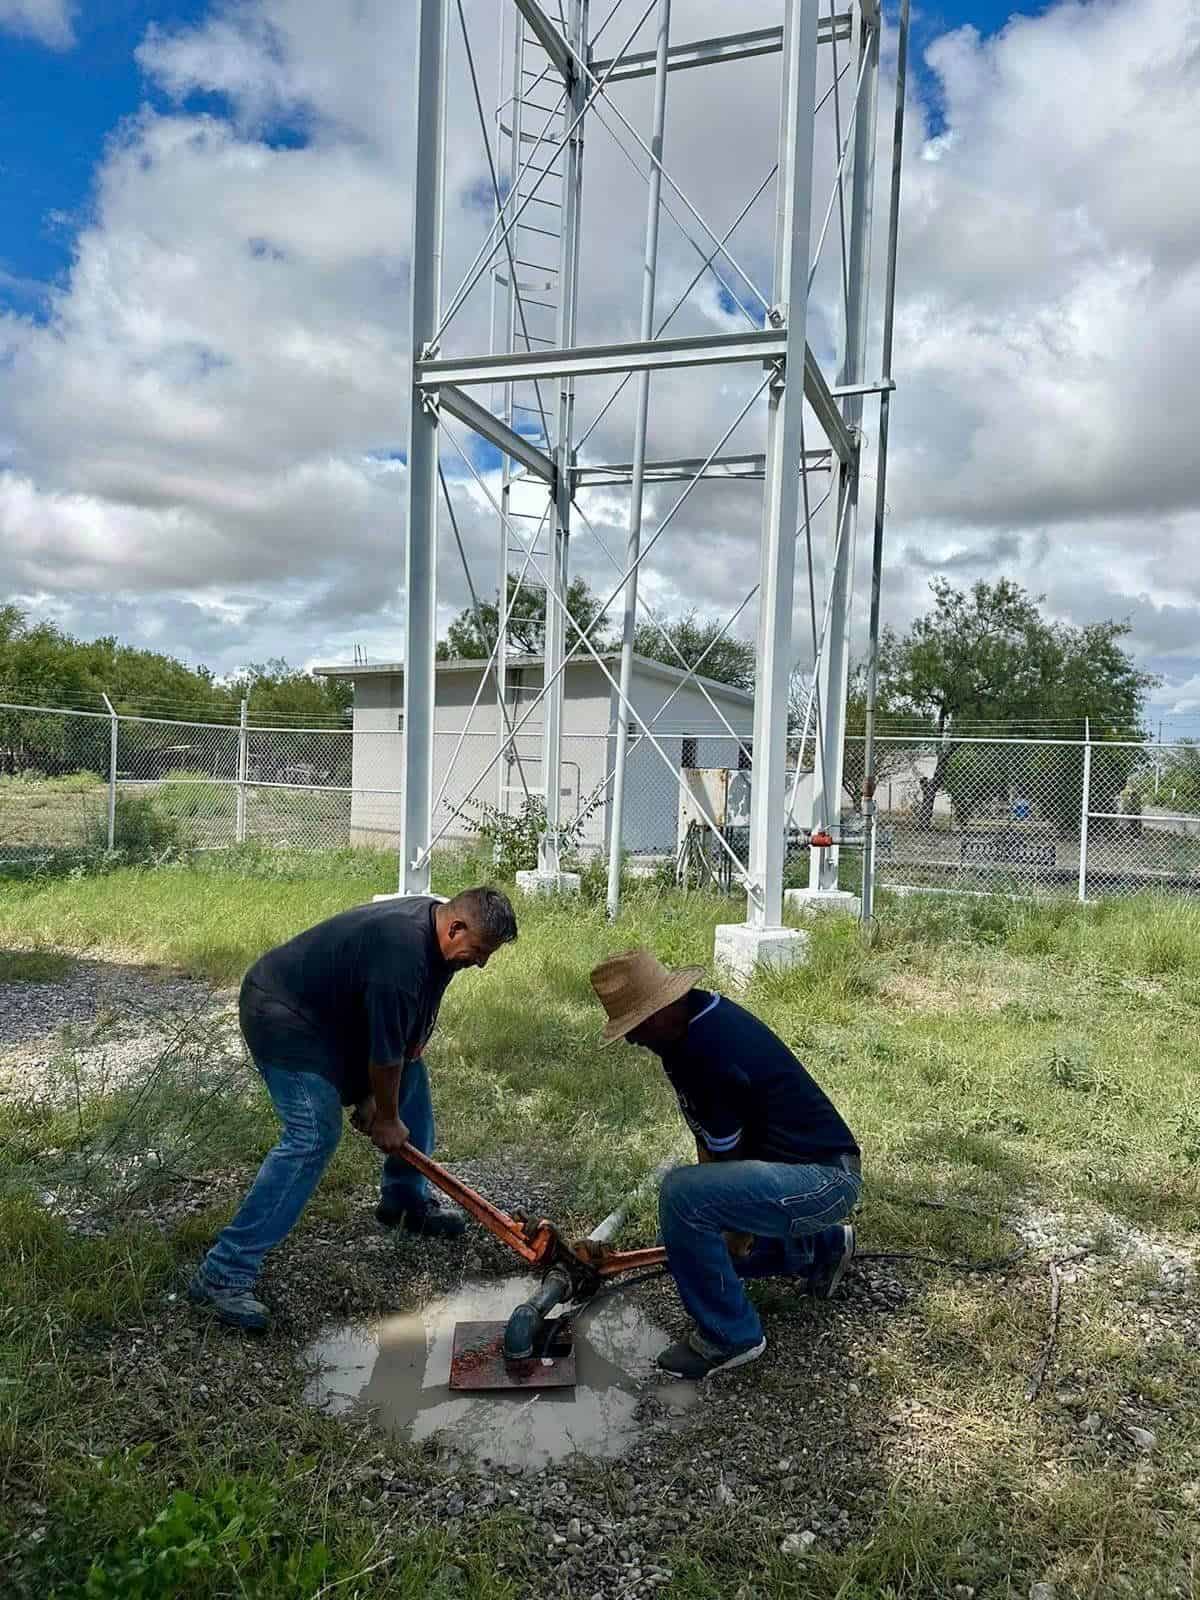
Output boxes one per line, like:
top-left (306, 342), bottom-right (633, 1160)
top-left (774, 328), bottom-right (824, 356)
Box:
top-left (658, 1158), bottom-right (862, 1353)
top-left (198, 1057), bottom-right (435, 1293)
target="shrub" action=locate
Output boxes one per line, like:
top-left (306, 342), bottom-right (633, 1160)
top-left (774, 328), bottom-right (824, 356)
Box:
top-left (85, 793), bottom-right (188, 858)
top-left (458, 793), bottom-right (600, 878)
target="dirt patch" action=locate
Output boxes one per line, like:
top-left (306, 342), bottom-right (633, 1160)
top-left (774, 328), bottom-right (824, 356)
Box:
top-left (878, 965), bottom-right (1017, 1015)
top-left (0, 951), bottom-right (234, 1088)
top-left (1018, 1202), bottom-right (1197, 1291)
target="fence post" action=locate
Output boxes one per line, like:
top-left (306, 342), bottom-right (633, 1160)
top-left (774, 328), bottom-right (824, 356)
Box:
top-left (236, 697), bottom-right (248, 844)
top-left (101, 693), bottom-right (118, 851)
top-left (1078, 716), bottom-right (1091, 903)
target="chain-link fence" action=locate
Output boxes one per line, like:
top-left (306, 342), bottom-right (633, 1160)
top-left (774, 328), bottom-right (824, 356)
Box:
top-left (0, 703), bottom-right (362, 864)
top-left (835, 735), bottom-right (1200, 901)
top-left (4, 701), bottom-right (1199, 903)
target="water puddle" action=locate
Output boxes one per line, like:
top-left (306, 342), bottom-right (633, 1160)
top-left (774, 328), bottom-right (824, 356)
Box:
top-left (302, 1276), bottom-right (697, 1470)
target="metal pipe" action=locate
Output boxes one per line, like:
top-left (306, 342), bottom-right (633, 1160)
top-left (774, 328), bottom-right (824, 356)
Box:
top-left (399, 0), bottom-right (448, 894)
top-left (497, 5), bottom-right (522, 809)
top-left (538, 0), bottom-right (589, 880)
top-left (503, 1266), bottom-right (573, 1360)
top-left (861, 0), bottom-right (910, 923)
top-left (236, 696), bottom-right (248, 844)
top-left (809, 1), bottom-right (880, 896)
top-left (1078, 717), bottom-right (1092, 903)
top-left (747, 0), bottom-right (820, 929)
top-left (101, 693), bottom-right (118, 851)
top-left (608, 0), bottom-right (671, 920)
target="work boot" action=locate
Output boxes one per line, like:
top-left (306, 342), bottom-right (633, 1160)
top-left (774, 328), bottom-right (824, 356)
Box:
top-left (807, 1222), bottom-right (855, 1299)
top-left (187, 1273), bottom-right (270, 1332)
top-left (655, 1332), bottom-right (767, 1381)
top-left (376, 1197), bottom-right (466, 1239)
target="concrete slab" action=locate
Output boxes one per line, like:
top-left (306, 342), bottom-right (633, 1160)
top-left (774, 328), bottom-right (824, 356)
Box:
top-left (784, 887), bottom-right (862, 918)
top-left (515, 870), bottom-right (582, 898)
top-left (713, 922), bottom-right (809, 984)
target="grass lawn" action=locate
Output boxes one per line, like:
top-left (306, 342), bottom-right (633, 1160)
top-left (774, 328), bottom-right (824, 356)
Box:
top-left (2, 848), bottom-right (1199, 1597)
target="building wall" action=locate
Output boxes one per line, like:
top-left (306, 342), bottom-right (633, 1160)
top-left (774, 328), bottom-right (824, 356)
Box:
top-left (348, 663), bottom-right (645, 850)
top-left (346, 663), bottom-right (756, 856)
top-left (613, 670), bottom-right (755, 857)
top-left (348, 675), bottom-right (404, 845)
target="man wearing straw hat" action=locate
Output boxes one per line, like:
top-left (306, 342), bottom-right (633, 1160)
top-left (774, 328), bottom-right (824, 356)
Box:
top-left (591, 950), bottom-right (861, 1381)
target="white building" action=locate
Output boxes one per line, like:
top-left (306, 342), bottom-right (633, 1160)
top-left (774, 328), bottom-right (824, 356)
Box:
top-left (316, 653), bottom-right (754, 857)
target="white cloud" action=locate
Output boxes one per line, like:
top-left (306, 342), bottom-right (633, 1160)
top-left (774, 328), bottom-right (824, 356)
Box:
top-left (0, 0), bottom-right (75, 49)
top-left (0, 0), bottom-right (1198, 720)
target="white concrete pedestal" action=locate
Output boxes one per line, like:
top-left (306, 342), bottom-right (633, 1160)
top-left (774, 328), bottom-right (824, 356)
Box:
top-left (515, 870), bottom-right (581, 898)
top-left (784, 887), bottom-right (862, 918)
top-left (372, 892), bottom-right (448, 904)
top-left (713, 922), bottom-right (809, 984)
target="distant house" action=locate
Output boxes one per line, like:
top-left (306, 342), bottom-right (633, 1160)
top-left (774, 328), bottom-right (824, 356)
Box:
top-left (315, 653), bottom-right (754, 856)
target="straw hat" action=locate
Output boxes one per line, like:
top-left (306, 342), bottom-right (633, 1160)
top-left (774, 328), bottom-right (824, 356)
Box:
top-left (590, 949), bottom-right (704, 1045)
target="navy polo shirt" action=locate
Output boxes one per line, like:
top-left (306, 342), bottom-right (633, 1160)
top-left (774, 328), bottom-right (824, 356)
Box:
top-left (654, 989), bottom-right (859, 1165)
top-left (238, 896), bottom-right (454, 1106)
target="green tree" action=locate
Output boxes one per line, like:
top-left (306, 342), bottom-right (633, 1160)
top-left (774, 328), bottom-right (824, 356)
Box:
top-left (840, 659), bottom-right (910, 811)
top-left (0, 605), bottom-right (91, 704)
top-left (438, 576), bottom-right (610, 659)
top-left (0, 606), bottom-right (94, 773)
top-left (630, 610), bottom-right (756, 690)
top-left (230, 660), bottom-right (352, 723)
top-left (881, 579), bottom-right (1155, 823)
top-left (789, 659), bottom-right (909, 811)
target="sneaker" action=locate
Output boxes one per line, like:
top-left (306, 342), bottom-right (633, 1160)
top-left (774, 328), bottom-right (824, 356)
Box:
top-left (376, 1198), bottom-right (467, 1239)
top-left (655, 1333), bottom-right (767, 1381)
top-left (807, 1223), bottom-right (855, 1299)
top-left (187, 1273), bottom-right (269, 1332)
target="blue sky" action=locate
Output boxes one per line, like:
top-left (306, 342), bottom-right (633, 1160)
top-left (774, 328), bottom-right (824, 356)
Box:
top-left (1, 3), bottom-right (205, 305)
top-left (0, 1), bottom-right (1048, 312)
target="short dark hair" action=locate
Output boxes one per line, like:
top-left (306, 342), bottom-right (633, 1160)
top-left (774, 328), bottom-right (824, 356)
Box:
top-left (447, 886), bottom-right (518, 946)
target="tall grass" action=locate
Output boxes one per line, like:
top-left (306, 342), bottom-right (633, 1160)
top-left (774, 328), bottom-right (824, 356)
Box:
top-left (2, 864), bottom-right (1199, 1230)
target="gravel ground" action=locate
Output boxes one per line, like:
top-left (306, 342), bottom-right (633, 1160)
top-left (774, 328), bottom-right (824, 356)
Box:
top-left (80, 1197), bottom-right (1199, 1600)
top-left (0, 956), bottom-right (235, 1091)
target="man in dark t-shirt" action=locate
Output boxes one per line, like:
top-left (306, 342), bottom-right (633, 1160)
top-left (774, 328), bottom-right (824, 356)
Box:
top-left (591, 949), bottom-right (862, 1381)
top-left (189, 887), bottom-right (518, 1330)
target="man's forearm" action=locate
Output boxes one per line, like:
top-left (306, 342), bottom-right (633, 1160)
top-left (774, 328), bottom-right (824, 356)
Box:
top-left (368, 1062), bottom-right (403, 1122)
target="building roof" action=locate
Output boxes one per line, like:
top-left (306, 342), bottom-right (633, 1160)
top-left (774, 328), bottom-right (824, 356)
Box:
top-left (314, 651), bottom-right (754, 706)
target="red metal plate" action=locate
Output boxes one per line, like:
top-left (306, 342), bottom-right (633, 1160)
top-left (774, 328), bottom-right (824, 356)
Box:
top-left (448, 1321), bottom-right (576, 1391)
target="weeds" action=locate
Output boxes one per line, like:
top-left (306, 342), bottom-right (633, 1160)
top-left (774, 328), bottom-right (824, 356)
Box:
top-left (0, 997), bottom-right (264, 1225)
top-left (68, 1461), bottom-right (331, 1600)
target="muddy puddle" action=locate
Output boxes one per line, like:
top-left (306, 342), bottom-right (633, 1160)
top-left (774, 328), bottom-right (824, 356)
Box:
top-left (302, 1277), bottom-right (697, 1469)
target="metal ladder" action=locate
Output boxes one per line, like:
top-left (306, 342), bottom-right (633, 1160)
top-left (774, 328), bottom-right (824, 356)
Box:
top-left (491, 13), bottom-right (570, 805)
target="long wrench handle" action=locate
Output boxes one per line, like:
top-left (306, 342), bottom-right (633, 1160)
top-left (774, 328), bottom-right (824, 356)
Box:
top-left (390, 1143), bottom-right (543, 1264)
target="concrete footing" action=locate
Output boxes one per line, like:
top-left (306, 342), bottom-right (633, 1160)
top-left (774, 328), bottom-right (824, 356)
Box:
top-left (515, 870), bottom-right (582, 898)
top-left (784, 887), bottom-right (862, 918)
top-left (713, 922), bottom-right (809, 984)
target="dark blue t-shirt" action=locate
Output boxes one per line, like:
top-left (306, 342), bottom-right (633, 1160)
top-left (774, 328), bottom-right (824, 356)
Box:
top-left (654, 990), bottom-right (859, 1164)
top-left (238, 896), bottom-right (453, 1105)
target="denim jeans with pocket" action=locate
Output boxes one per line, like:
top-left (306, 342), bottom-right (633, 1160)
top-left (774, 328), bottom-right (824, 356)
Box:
top-left (658, 1157), bottom-right (862, 1353)
top-left (199, 1056), bottom-right (435, 1293)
